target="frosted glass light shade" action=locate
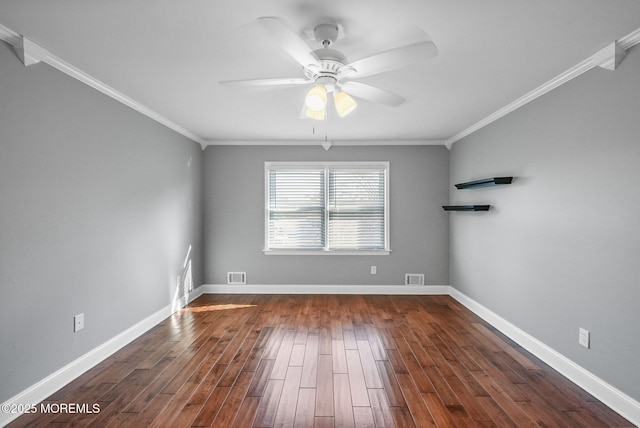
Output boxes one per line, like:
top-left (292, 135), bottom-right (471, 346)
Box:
top-left (306, 108), bottom-right (325, 120)
top-left (333, 91), bottom-right (357, 117)
top-left (305, 85), bottom-right (327, 111)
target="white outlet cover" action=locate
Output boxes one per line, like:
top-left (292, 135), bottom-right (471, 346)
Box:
top-left (579, 327), bottom-right (590, 348)
top-left (74, 313), bottom-right (85, 332)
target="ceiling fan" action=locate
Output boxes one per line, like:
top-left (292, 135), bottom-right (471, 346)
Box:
top-left (220, 17), bottom-right (437, 120)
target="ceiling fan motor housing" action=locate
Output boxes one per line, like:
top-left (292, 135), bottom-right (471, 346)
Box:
top-left (304, 48), bottom-right (355, 91)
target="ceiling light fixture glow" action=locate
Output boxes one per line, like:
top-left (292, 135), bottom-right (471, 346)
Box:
top-left (305, 85), bottom-right (327, 111)
top-left (305, 107), bottom-right (325, 120)
top-left (333, 91), bottom-right (357, 117)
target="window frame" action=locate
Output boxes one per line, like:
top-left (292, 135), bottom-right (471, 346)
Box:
top-left (264, 161), bottom-right (390, 255)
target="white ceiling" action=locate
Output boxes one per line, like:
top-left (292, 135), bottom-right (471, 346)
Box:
top-left (1, 1), bottom-right (639, 145)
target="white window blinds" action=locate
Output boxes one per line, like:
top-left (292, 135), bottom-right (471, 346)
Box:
top-left (267, 169), bottom-right (325, 249)
top-left (328, 169), bottom-right (386, 250)
top-left (266, 162), bottom-right (389, 253)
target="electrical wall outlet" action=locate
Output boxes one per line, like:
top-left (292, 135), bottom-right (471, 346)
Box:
top-left (578, 327), bottom-right (590, 348)
top-left (74, 313), bottom-right (84, 332)
top-left (371, 266), bottom-right (377, 275)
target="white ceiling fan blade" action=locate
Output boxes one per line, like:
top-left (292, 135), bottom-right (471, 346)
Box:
top-left (347, 41), bottom-right (437, 78)
top-left (341, 81), bottom-right (405, 107)
top-left (220, 77), bottom-right (311, 87)
top-left (257, 17), bottom-right (320, 68)
top-left (299, 101), bottom-right (308, 119)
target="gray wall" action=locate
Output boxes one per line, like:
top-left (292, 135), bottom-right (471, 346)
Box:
top-left (0, 41), bottom-right (203, 403)
top-left (449, 47), bottom-right (640, 400)
top-left (204, 145), bottom-right (449, 286)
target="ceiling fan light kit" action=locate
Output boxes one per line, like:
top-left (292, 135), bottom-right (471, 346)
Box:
top-left (305, 84), bottom-right (327, 111)
top-left (305, 107), bottom-right (325, 121)
top-left (333, 91), bottom-right (357, 117)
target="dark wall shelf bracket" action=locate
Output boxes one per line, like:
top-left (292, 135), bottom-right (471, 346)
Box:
top-left (442, 205), bottom-right (491, 211)
top-left (455, 177), bottom-right (513, 189)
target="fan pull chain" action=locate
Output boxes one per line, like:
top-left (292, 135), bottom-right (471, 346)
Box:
top-left (325, 102), bottom-right (329, 141)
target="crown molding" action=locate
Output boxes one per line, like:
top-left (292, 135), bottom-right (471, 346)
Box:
top-left (202, 138), bottom-right (447, 147)
top-left (0, 23), bottom-right (20, 45)
top-left (592, 42), bottom-right (626, 70)
top-left (0, 24), bottom-right (204, 147)
top-left (618, 27), bottom-right (640, 50)
top-left (446, 26), bottom-right (640, 148)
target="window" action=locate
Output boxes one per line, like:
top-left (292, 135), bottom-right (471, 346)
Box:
top-left (265, 162), bottom-right (389, 254)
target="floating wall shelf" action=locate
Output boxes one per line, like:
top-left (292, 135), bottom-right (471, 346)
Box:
top-left (455, 177), bottom-right (513, 189)
top-left (442, 205), bottom-right (491, 211)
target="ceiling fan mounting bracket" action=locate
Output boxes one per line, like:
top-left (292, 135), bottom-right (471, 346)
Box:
top-left (314, 23), bottom-right (339, 47)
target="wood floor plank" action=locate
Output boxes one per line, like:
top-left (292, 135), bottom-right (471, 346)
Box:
top-left (270, 330), bottom-right (296, 380)
top-left (368, 388), bottom-right (395, 428)
top-left (443, 372), bottom-right (494, 424)
top-left (356, 340), bottom-right (384, 389)
top-left (314, 416), bottom-right (335, 427)
top-left (211, 371), bottom-right (255, 428)
top-left (343, 327), bottom-right (358, 350)
top-left (300, 334), bottom-right (319, 388)
top-left (294, 388), bottom-right (316, 428)
top-left (333, 373), bottom-right (355, 427)
top-left (8, 294), bottom-right (633, 428)
top-left (421, 392), bottom-right (466, 428)
top-left (289, 343), bottom-right (306, 367)
top-left (390, 406), bottom-right (417, 428)
top-left (273, 366), bottom-right (303, 427)
top-left (395, 373), bottom-right (437, 427)
top-left (318, 327), bottom-right (332, 355)
top-left (469, 370), bottom-right (540, 427)
top-left (345, 349), bottom-right (370, 407)
top-left (462, 345), bottom-right (531, 403)
top-left (159, 335), bottom-right (224, 394)
top-left (353, 406), bottom-right (375, 427)
top-left (393, 335), bottom-right (437, 394)
top-left (218, 327), bottom-right (261, 387)
top-left (315, 354), bottom-right (334, 417)
top-left (332, 339), bottom-right (348, 374)
top-left (243, 347), bottom-right (265, 373)
top-left (184, 362), bottom-right (228, 406)
top-left (476, 395), bottom-right (519, 428)
top-left (247, 359), bottom-right (275, 397)
top-left (191, 385), bottom-right (231, 427)
top-left (363, 325), bottom-right (387, 361)
top-left (375, 359), bottom-right (407, 408)
top-left (232, 396), bottom-right (260, 428)
top-left (253, 379), bottom-right (284, 428)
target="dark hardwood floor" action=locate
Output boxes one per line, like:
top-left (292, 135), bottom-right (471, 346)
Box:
top-left (8, 294), bottom-right (634, 427)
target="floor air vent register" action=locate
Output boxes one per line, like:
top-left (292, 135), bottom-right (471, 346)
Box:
top-left (405, 273), bottom-right (425, 285)
top-left (227, 272), bottom-right (246, 285)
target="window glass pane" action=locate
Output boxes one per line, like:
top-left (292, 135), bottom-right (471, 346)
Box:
top-left (268, 170), bottom-right (325, 249)
top-left (328, 169), bottom-right (385, 250)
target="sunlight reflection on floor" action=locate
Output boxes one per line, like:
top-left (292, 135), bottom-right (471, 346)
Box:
top-left (185, 303), bottom-right (257, 313)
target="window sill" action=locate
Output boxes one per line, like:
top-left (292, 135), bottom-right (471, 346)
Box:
top-left (263, 249), bottom-right (391, 256)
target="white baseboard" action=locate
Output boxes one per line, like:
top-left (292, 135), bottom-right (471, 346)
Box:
top-left (201, 283), bottom-right (451, 295)
top-left (0, 289), bottom-right (204, 427)
top-left (449, 287), bottom-right (640, 426)
top-left (3, 284), bottom-right (638, 427)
